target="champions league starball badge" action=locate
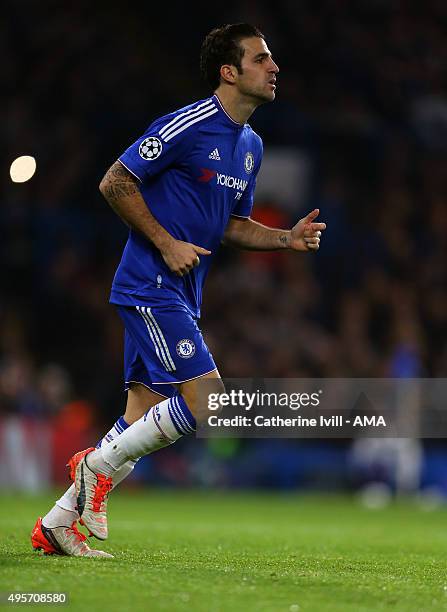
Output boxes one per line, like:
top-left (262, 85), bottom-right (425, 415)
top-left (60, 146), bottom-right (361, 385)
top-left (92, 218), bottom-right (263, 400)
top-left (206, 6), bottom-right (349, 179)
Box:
top-left (139, 137), bottom-right (163, 161)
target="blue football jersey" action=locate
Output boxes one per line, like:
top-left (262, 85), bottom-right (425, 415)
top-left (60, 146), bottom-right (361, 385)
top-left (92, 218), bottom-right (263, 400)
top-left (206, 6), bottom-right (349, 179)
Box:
top-left (110, 94), bottom-right (263, 318)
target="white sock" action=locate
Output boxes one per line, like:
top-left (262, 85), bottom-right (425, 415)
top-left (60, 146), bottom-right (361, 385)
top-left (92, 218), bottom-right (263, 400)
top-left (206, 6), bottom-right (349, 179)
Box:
top-left (41, 505), bottom-right (78, 529)
top-left (43, 416), bottom-right (138, 528)
top-left (97, 396), bottom-right (195, 473)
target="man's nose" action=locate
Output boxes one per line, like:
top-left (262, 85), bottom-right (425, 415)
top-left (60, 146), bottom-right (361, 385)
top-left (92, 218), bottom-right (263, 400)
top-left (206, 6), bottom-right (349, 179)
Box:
top-left (269, 60), bottom-right (279, 74)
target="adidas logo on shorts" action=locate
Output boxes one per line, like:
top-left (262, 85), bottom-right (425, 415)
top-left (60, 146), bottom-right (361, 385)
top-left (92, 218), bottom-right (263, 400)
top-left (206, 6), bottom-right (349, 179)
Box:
top-left (208, 148), bottom-right (221, 161)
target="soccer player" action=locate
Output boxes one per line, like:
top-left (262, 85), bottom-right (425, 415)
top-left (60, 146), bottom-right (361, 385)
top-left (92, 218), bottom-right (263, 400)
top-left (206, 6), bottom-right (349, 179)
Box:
top-left (31, 23), bottom-right (325, 556)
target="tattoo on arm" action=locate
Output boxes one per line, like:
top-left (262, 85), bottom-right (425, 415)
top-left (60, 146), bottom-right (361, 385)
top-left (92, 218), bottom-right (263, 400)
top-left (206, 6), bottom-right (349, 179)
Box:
top-left (279, 234), bottom-right (288, 246)
top-left (100, 161), bottom-right (140, 205)
top-left (99, 161), bottom-right (173, 246)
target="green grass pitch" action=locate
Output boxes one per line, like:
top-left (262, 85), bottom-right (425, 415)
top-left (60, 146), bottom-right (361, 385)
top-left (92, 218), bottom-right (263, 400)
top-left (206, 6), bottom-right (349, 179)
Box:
top-left (0, 490), bottom-right (446, 611)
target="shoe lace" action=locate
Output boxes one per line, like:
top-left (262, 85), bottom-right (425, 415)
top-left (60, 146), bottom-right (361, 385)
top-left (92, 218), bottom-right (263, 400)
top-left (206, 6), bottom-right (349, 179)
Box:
top-left (92, 474), bottom-right (113, 512)
top-left (66, 522), bottom-right (87, 544)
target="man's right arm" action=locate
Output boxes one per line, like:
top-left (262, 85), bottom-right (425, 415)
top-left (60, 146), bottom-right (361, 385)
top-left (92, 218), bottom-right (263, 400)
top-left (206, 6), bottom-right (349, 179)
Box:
top-left (99, 161), bottom-right (173, 251)
top-left (99, 161), bottom-right (211, 276)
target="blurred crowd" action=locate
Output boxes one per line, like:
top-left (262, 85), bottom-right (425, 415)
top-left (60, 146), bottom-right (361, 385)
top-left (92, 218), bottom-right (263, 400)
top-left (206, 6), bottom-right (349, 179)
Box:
top-left (1, 0), bottom-right (446, 437)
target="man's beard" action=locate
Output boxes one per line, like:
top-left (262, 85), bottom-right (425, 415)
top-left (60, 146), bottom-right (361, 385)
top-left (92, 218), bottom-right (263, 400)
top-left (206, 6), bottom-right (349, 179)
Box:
top-left (241, 85), bottom-right (275, 105)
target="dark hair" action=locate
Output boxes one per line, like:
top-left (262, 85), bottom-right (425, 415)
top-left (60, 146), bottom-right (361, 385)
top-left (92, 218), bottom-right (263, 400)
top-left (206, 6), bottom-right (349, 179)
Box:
top-left (200, 23), bottom-right (265, 90)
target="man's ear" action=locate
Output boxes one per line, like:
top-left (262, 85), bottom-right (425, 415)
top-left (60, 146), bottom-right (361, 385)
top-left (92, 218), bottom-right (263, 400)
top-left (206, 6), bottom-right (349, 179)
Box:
top-left (220, 64), bottom-right (238, 84)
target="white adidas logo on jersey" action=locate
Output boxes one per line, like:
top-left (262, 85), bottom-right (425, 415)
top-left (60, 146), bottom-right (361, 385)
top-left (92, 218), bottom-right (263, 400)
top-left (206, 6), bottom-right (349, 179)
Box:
top-left (208, 148), bottom-right (221, 161)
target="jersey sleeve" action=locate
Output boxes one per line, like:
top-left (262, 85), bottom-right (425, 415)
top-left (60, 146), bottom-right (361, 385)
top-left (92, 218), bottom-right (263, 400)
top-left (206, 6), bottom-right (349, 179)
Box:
top-left (118, 115), bottom-right (195, 182)
top-left (231, 139), bottom-right (263, 219)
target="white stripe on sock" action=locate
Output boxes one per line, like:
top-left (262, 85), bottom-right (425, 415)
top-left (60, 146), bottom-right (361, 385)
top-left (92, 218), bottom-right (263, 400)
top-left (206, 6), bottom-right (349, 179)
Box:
top-left (172, 396), bottom-right (194, 433)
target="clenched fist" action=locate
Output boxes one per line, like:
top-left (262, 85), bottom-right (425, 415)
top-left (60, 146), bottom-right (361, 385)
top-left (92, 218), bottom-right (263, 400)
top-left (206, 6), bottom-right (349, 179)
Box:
top-left (160, 238), bottom-right (211, 276)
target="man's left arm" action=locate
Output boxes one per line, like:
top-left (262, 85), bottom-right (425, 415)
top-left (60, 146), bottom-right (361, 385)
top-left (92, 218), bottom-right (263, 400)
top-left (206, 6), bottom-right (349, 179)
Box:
top-left (223, 208), bottom-right (326, 252)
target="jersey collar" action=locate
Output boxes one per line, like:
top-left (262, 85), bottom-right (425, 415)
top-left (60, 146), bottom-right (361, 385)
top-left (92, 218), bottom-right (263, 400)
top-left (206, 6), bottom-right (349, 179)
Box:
top-left (213, 94), bottom-right (245, 129)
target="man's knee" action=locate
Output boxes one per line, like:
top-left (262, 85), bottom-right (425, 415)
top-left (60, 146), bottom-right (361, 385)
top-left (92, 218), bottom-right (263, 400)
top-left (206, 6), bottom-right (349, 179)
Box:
top-left (179, 376), bottom-right (225, 424)
top-left (124, 383), bottom-right (163, 424)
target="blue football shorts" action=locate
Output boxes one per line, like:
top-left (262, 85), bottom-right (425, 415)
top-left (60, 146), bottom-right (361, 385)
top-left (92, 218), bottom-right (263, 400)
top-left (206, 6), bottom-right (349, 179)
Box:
top-left (116, 304), bottom-right (217, 398)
